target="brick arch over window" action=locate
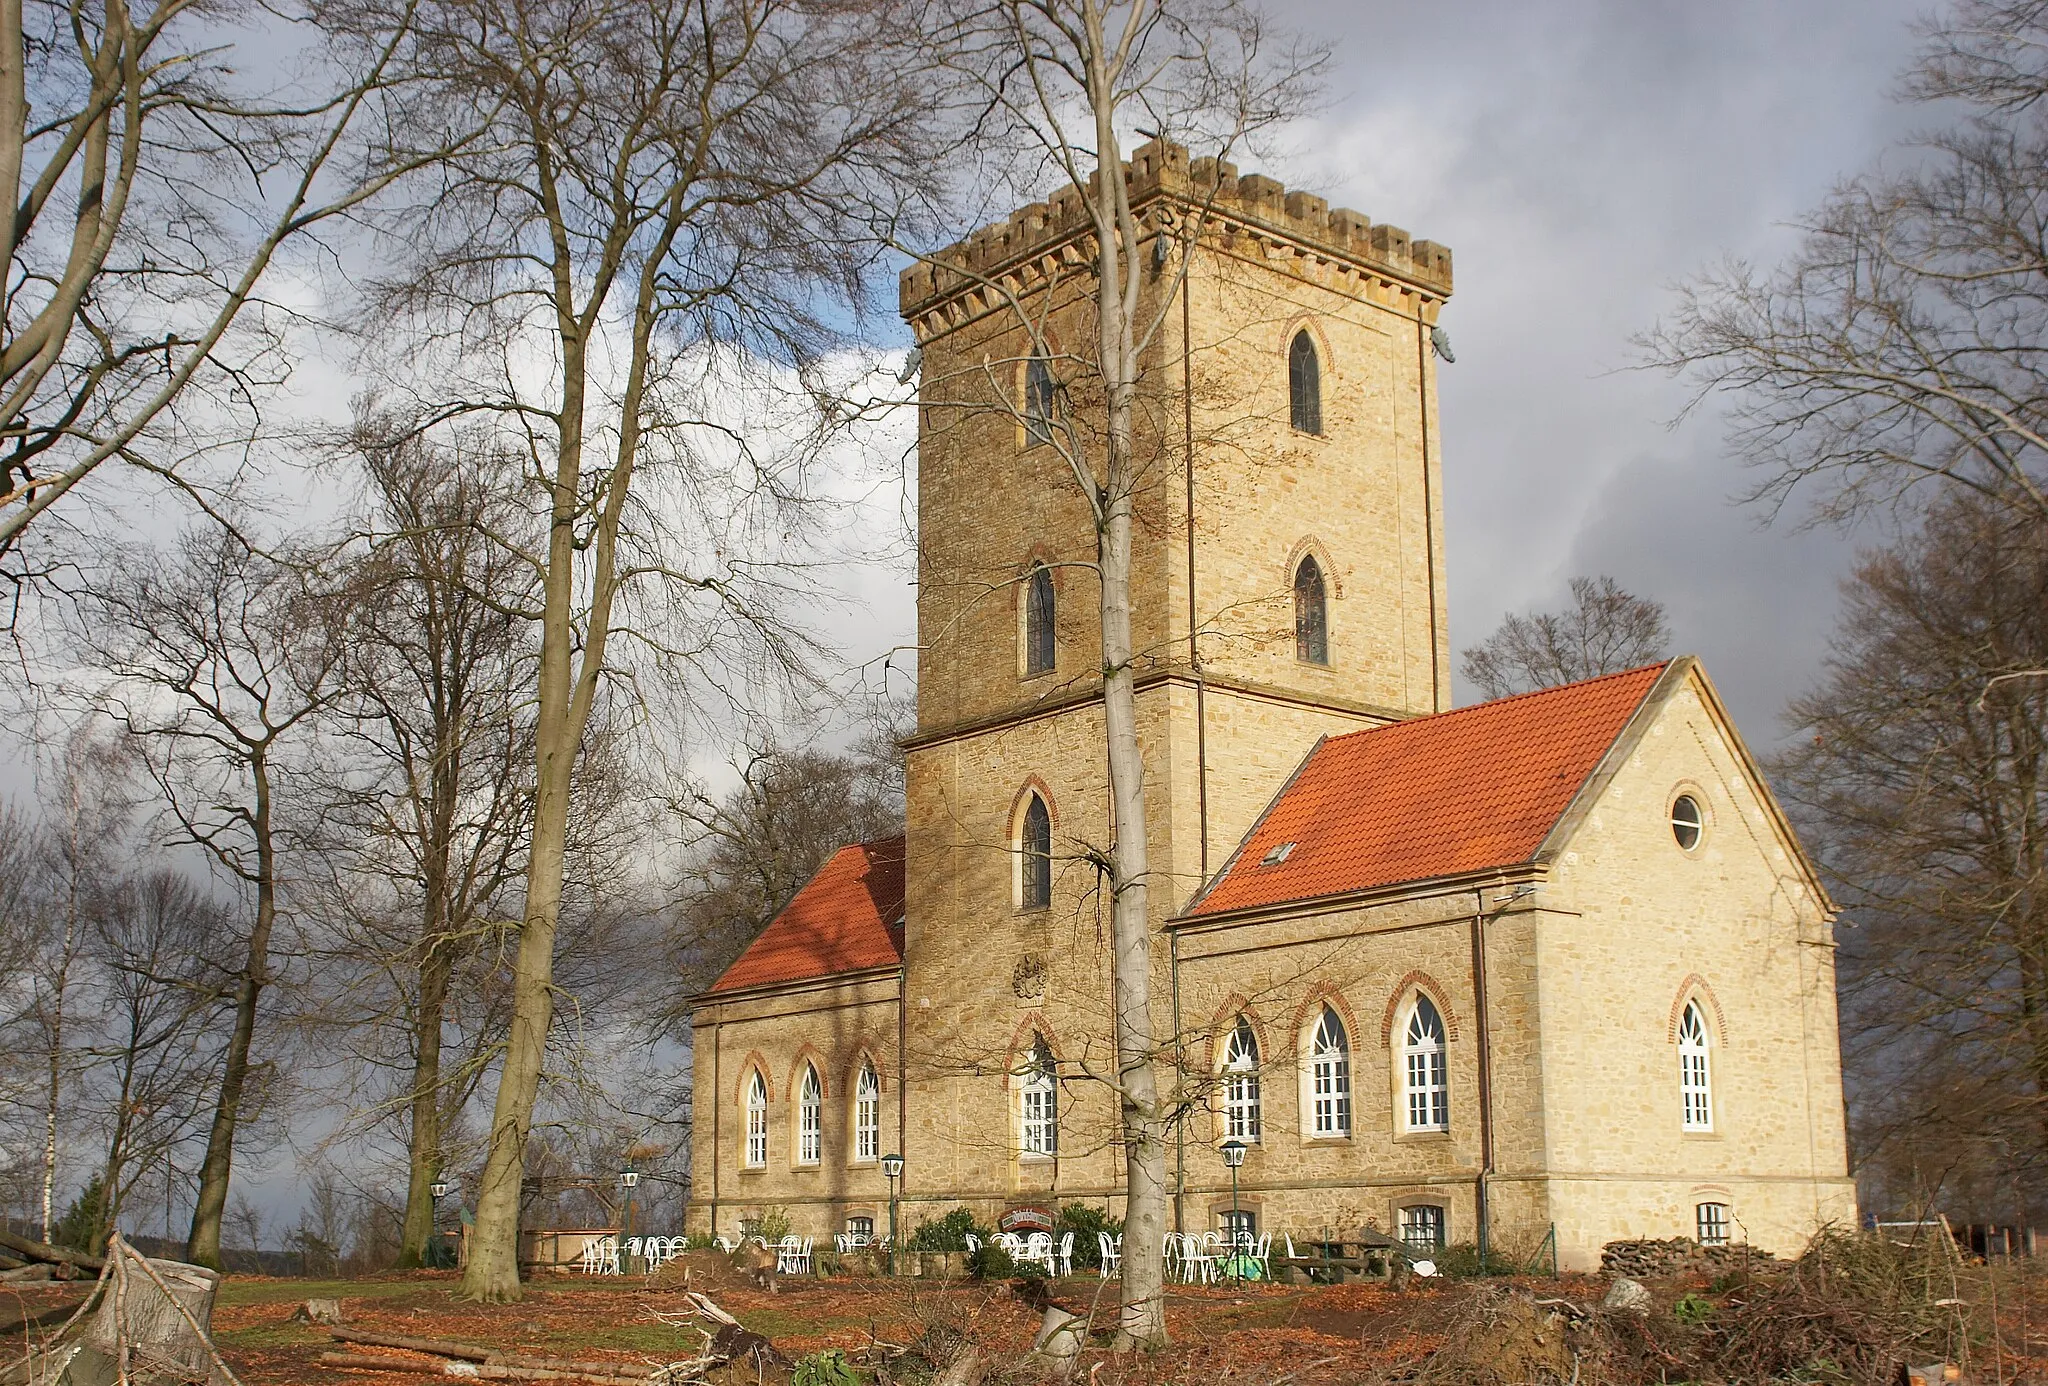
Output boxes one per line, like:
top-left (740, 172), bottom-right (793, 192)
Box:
top-left (1009, 776), bottom-right (1060, 836)
top-left (733, 1052), bottom-right (772, 1106)
top-left (1282, 536), bottom-right (1345, 600)
top-left (1010, 544), bottom-right (1066, 608)
top-left (1380, 972), bottom-right (1462, 1047)
top-left (1280, 316), bottom-right (1337, 379)
top-left (1203, 993), bottom-right (1273, 1071)
top-left (847, 1044), bottom-right (890, 1092)
top-left (1291, 984), bottom-right (1362, 1056)
top-left (786, 1045), bottom-right (832, 1101)
top-left (1002, 1013), bottom-right (1065, 1090)
top-left (1667, 975), bottom-right (1728, 1044)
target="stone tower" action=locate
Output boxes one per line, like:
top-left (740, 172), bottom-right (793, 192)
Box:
top-left (894, 139), bottom-right (1455, 1210)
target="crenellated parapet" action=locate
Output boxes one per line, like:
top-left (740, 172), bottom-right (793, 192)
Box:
top-left (898, 137), bottom-right (1452, 332)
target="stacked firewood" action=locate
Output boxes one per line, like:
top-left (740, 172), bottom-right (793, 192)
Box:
top-left (0, 1228), bottom-right (104, 1282)
top-left (1599, 1237), bottom-right (1779, 1279)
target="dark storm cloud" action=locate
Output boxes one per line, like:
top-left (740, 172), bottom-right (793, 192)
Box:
top-left (1269, 0), bottom-right (1926, 738)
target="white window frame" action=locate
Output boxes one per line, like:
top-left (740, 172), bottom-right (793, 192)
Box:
top-left (854, 1062), bottom-right (880, 1163)
top-left (1222, 1016), bottom-right (1261, 1142)
top-left (1402, 996), bottom-right (1449, 1133)
top-left (1019, 1041), bottom-right (1058, 1157)
top-left (744, 1071), bottom-right (768, 1169)
top-left (1308, 1006), bottom-right (1351, 1138)
top-left (797, 1064), bottom-right (822, 1165)
top-left (1696, 1201), bottom-right (1730, 1245)
top-left (1679, 1001), bottom-right (1713, 1131)
top-left (1400, 1203), bottom-right (1446, 1251)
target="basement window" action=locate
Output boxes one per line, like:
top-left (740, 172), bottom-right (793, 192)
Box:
top-left (1260, 841), bottom-right (1296, 867)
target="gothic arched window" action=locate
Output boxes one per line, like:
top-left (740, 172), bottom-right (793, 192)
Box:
top-left (744, 1070), bottom-right (768, 1168)
top-left (797, 1064), bottom-right (822, 1164)
top-left (1403, 996), bottom-right (1449, 1132)
top-left (854, 1061), bottom-right (880, 1162)
top-left (1294, 555), bottom-right (1328, 665)
top-left (1025, 356), bottom-right (1055, 443)
top-left (1024, 562), bottom-right (1055, 676)
top-left (1020, 793), bottom-right (1052, 910)
top-left (1223, 1016), bottom-right (1261, 1142)
top-left (1020, 1037), bottom-right (1058, 1155)
top-left (1309, 1006), bottom-right (1351, 1137)
top-left (1288, 330), bottom-right (1322, 434)
top-left (1679, 1002), bottom-right (1713, 1130)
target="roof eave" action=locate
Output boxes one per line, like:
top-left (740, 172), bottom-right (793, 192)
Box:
top-left (1170, 860), bottom-right (1550, 930)
top-left (690, 961), bottom-right (905, 1012)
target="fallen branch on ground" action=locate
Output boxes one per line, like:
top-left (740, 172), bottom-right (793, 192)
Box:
top-left (0, 1231), bottom-right (105, 1275)
top-left (329, 1326), bottom-right (496, 1361)
top-left (319, 1350), bottom-right (650, 1383)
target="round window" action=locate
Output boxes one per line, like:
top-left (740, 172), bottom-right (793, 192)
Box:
top-left (1671, 794), bottom-right (1704, 851)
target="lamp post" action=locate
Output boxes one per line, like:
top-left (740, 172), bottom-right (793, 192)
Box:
top-left (428, 1176), bottom-right (451, 1269)
top-left (880, 1153), bottom-right (904, 1275)
top-left (620, 1162), bottom-right (641, 1273)
top-left (1219, 1140), bottom-right (1248, 1281)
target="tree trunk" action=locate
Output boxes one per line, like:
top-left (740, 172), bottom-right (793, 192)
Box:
top-left (397, 937), bottom-right (454, 1267)
top-left (459, 332), bottom-right (594, 1304)
top-left (185, 755), bottom-right (275, 1271)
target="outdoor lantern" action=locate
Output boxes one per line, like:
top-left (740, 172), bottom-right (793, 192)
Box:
top-left (619, 1163), bottom-right (641, 1189)
top-left (429, 1177), bottom-right (450, 1200)
top-left (880, 1153), bottom-right (905, 1179)
top-left (1219, 1140), bottom-right (1248, 1169)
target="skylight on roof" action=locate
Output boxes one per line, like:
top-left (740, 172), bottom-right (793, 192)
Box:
top-left (1260, 841), bottom-right (1296, 867)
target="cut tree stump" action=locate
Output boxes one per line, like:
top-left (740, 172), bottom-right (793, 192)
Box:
top-left (4, 1236), bottom-right (230, 1386)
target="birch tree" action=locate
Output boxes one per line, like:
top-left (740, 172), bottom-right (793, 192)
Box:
top-left (324, 0), bottom-right (941, 1301)
top-left (919, 0), bottom-right (1319, 1344)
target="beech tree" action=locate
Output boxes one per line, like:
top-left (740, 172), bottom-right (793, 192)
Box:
top-left (918, 0), bottom-right (1321, 1344)
top-left (1774, 494), bottom-right (2048, 1212)
top-left (325, 0), bottom-right (940, 1300)
top-left (1460, 576), bottom-right (1671, 701)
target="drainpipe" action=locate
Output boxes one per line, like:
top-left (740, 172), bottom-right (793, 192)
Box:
top-left (1469, 894), bottom-right (1493, 1269)
top-left (710, 1020), bottom-right (723, 1237)
top-left (898, 963), bottom-right (909, 1202)
top-left (1171, 929), bottom-right (1186, 1234)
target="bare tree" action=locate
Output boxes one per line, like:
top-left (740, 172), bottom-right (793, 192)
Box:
top-left (313, 427), bottom-right (536, 1268)
top-left (0, 0), bottom-right (447, 577)
top-left (666, 738), bottom-right (905, 1000)
top-left (323, 0), bottom-right (940, 1301)
top-left (1772, 493), bottom-right (2048, 1213)
top-left (1644, 0), bottom-right (2048, 530)
top-left (917, 0), bottom-right (1321, 1344)
top-left (1460, 576), bottom-right (1671, 701)
top-left (75, 868), bottom-right (234, 1253)
top-left (68, 527), bottom-right (349, 1268)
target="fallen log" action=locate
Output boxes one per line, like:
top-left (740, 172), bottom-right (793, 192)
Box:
top-left (318, 1350), bottom-right (650, 1383)
top-left (486, 1354), bottom-right (654, 1380)
top-left (330, 1326), bottom-right (495, 1361)
top-left (0, 1229), bottom-right (106, 1273)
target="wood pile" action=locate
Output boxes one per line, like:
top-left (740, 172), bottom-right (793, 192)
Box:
top-left (0, 1230), bottom-right (106, 1282)
top-left (1599, 1238), bottom-right (1778, 1279)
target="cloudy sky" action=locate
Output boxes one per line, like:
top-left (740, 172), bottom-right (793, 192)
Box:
top-left (1209, 0), bottom-right (1930, 741)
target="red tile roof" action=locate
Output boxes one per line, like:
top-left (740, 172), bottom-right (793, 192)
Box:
top-left (707, 837), bottom-right (906, 993)
top-left (1182, 663), bottom-right (1671, 918)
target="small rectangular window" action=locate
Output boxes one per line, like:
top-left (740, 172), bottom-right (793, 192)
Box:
top-left (1400, 1204), bottom-right (1446, 1251)
top-left (846, 1216), bottom-right (875, 1241)
top-left (1696, 1202), bottom-right (1729, 1246)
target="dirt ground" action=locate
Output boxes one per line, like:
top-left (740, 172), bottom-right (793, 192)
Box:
top-left (4, 1259), bottom-right (2045, 1385)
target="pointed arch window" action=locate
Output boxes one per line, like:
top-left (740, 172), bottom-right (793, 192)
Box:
top-left (1223, 1016), bottom-right (1261, 1142)
top-left (1294, 555), bottom-right (1328, 665)
top-left (1020, 1037), bottom-right (1058, 1156)
top-left (1403, 996), bottom-right (1449, 1132)
top-left (797, 1064), bottom-right (822, 1164)
top-left (1289, 330), bottom-right (1322, 434)
top-left (1025, 356), bottom-right (1055, 443)
top-left (1309, 1006), bottom-right (1351, 1137)
top-left (1680, 1002), bottom-right (1713, 1130)
top-left (744, 1070), bottom-right (768, 1168)
top-left (854, 1061), bottom-right (880, 1162)
top-left (1025, 562), bottom-right (1055, 676)
top-left (1020, 793), bottom-right (1052, 910)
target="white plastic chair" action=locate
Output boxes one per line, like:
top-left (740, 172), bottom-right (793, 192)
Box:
top-left (796, 1236), bottom-right (814, 1273)
top-left (579, 1238), bottom-right (604, 1275)
top-left (1024, 1231), bottom-right (1054, 1271)
top-left (1097, 1232), bottom-right (1120, 1277)
top-left (598, 1235), bottom-right (621, 1275)
top-left (776, 1235), bottom-right (802, 1274)
top-left (994, 1231), bottom-right (1025, 1261)
top-left (965, 1233), bottom-right (982, 1254)
top-left (1055, 1232), bottom-right (1074, 1275)
top-left (715, 1234), bottom-right (734, 1253)
top-left (835, 1233), bottom-right (853, 1255)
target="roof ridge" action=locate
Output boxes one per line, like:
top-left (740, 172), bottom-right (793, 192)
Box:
top-left (1324, 659), bottom-right (1675, 745)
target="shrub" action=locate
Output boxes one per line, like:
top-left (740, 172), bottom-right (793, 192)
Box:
top-left (1432, 1241), bottom-right (1518, 1277)
top-left (739, 1207), bottom-right (794, 1245)
top-left (967, 1241), bottom-right (1016, 1280)
top-left (792, 1349), bottom-right (861, 1386)
top-left (1055, 1204), bottom-right (1122, 1272)
top-left (907, 1207), bottom-right (989, 1253)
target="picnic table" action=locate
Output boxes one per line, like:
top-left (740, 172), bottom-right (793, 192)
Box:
top-left (1269, 1229), bottom-right (1409, 1283)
